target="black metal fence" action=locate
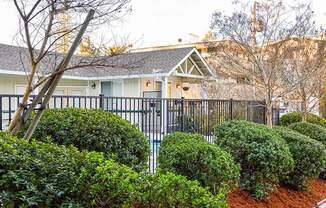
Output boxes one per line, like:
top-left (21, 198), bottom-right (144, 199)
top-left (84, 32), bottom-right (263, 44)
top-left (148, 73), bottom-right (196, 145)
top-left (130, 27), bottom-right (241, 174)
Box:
top-left (0, 94), bottom-right (269, 172)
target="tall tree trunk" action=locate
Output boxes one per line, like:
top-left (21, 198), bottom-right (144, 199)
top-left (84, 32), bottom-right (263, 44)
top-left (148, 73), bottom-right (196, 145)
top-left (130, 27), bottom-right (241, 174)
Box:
top-left (265, 91), bottom-right (273, 128)
top-left (266, 101), bottom-right (273, 128)
top-left (8, 64), bottom-right (37, 135)
top-left (301, 98), bottom-right (308, 122)
top-left (24, 9), bottom-right (95, 140)
top-left (300, 87), bottom-right (308, 122)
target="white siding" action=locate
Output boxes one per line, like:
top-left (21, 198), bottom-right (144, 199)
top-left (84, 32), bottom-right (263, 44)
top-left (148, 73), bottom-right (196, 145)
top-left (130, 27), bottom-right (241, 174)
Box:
top-left (0, 74), bottom-right (97, 96)
top-left (0, 74), bottom-right (28, 94)
top-left (123, 78), bottom-right (140, 97)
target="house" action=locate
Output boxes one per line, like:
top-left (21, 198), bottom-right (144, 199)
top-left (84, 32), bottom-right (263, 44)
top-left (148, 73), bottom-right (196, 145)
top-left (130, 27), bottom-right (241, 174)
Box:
top-left (0, 43), bottom-right (214, 99)
top-left (131, 37), bottom-right (326, 117)
top-left (131, 40), bottom-right (257, 100)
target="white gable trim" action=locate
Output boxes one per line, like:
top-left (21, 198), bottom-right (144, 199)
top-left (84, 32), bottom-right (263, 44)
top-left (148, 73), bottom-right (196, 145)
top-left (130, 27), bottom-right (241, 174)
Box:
top-left (172, 72), bottom-right (205, 79)
top-left (193, 49), bottom-right (215, 77)
top-left (167, 48), bottom-right (197, 77)
top-left (167, 48), bottom-right (214, 78)
top-left (188, 56), bottom-right (204, 76)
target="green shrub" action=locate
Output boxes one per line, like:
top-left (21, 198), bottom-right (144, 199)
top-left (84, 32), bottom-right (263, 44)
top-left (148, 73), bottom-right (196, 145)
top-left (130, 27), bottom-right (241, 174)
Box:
top-left (288, 122), bottom-right (326, 179)
top-left (288, 122), bottom-right (326, 146)
top-left (0, 133), bottom-right (226, 208)
top-left (273, 126), bottom-right (326, 190)
top-left (214, 120), bottom-right (294, 199)
top-left (135, 171), bottom-right (227, 208)
top-left (78, 159), bottom-right (142, 207)
top-left (20, 108), bottom-right (149, 170)
top-left (158, 132), bottom-right (240, 195)
top-left (0, 132), bottom-right (95, 207)
top-left (280, 112), bottom-right (326, 127)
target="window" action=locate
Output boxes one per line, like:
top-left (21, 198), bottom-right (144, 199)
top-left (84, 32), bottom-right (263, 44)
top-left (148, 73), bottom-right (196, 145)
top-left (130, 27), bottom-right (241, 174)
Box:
top-left (101, 80), bottom-right (123, 97)
top-left (15, 85), bottom-right (28, 95)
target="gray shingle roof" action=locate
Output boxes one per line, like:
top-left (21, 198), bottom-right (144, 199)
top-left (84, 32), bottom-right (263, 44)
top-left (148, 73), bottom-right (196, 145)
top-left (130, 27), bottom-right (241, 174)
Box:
top-left (0, 43), bottom-right (199, 78)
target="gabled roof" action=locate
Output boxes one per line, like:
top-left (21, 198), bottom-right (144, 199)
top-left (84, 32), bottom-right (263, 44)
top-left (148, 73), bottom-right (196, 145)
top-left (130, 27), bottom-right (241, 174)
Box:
top-left (0, 43), bottom-right (214, 80)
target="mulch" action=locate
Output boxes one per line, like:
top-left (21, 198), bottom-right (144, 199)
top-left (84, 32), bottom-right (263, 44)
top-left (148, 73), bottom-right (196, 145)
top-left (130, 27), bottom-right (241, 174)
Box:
top-left (228, 179), bottom-right (326, 208)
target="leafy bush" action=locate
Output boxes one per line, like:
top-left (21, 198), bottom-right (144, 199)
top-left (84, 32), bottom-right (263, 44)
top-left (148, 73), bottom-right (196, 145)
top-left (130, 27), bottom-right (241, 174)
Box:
top-left (288, 122), bottom-right (326, 146)
top-left (158, 132), bottom-right (240, 195)
top-left (0, 133), bottom-right (226, 208)
top-left (280, 112), bottom-right (326, 127)
top-left (273, 126), bottom-right (326, 190)
top-left (214, 120), bottom-right (294, 199)
top-left (288, 122), bottom-right (326, 179)
top-left (0, 132), bottom-right (94, 207)
top-left (135, 172), bottom-right (227, 208)
top-left (20, 108), bottom-right (149, 170)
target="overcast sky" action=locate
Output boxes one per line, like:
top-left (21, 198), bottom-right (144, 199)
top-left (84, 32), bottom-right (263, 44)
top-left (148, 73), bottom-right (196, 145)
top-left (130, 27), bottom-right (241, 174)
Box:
top-left (0, 0), bottom-right (325, 48)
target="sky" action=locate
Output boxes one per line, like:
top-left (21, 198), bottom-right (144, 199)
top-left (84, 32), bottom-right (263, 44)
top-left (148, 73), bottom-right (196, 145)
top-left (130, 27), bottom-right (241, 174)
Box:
top-left (0, 0), bottom-right (325, 48)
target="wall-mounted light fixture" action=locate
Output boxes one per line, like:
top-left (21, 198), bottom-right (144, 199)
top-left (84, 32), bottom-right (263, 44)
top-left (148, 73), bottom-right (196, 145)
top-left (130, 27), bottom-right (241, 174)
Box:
top-left (176, 83), bottom-right (181, 89)
top-left (145, 80), bottom-right (152, 87)
top-left (182, 83), bottom-right (190, 91)
top-left (182, 86), bottom-right (190, 91)
top-left (91, 81), bottom-right (96, 89)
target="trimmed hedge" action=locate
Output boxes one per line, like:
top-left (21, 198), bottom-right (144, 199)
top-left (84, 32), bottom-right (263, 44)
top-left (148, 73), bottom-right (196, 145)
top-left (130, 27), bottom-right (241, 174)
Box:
top-left (280, 112), bottom-right (326, 127)
top-left (214, 120), bottom-right (294, 199)
top-left (158, 132), bottom-right (240, 195)
top-left (288, 122), bottom-right (326, 146)
top-left (0, 133), bottom-right (226, 208)
top-left (135, 172), bottom-right (227, 208)
top-left (273, 126), bottom-right (326, 190)
top-left (288, 122), bottom-right (326, 179)
top-left (20, 108), bottom-right (149, 170)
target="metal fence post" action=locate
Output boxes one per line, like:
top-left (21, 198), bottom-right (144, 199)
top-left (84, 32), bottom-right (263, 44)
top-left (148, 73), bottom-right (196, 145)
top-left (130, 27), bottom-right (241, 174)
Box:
top-left (99, 94), bottom-right (104, 110)
top-left (263, 99), bottom-right (267, 124)
top-left (180, 97), bottom-right (185, 132)
top-left (0, 96), bottom-right (2, 131)
top-left (230, 98), bottom-right (233, 120)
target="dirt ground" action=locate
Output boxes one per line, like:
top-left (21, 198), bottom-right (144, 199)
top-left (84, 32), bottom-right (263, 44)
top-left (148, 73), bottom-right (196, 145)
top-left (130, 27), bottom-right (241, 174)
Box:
top-left (228, 179), bottom-right (326, 208)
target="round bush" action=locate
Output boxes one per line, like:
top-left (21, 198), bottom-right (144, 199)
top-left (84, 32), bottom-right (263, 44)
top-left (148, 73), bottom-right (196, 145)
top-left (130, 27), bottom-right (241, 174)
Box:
top-left (288, 122), bottom-right (326, 146)
top-left (82, 161), bottom-right (227, 208)
top-left (273, 126), bottom-right (326, 190)
top-left (20, 108), bottom-right (149, 170)
top-left (158, 132), bottom-right (240, 195)
top-left (214, 120), bottom-right (294, 199)
top-left (135, 172), bottom-right (227, 208)
top-left (0, 133), bottom-right (225, 208)
top-left (280, 112), bottom-right (326, 127)
top-left (289, 122), bottom-right (326, 179)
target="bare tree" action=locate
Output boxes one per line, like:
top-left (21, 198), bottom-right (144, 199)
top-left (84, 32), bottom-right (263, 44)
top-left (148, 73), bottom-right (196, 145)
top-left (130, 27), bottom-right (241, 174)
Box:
top-left (209, 0), bottom-right (322, 127)
top-left (283, 37), bottom-right (326, 121)
top-left (8, 0), bottom-right (131, 138)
